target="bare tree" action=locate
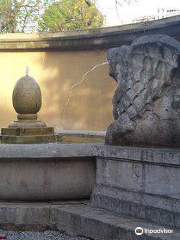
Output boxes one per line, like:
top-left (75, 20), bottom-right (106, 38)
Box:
top-left (115, 0), bottom-right (138, 7)
top-left (114, 0), bottom-right (138, 23)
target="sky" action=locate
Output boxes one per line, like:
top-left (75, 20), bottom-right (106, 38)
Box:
top-left (96, 0), bottom-right (180, 26)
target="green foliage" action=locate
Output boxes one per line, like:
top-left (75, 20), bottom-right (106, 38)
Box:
top-left (0, 0), bottom-right (104, 33)
top-left (38, 0), bottom-right (104, 31)
top-left (0, 0), bottom-right (49, 33)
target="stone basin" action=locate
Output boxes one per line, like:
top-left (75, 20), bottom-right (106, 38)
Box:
top-left (0, 143), bottom-right (97, 201)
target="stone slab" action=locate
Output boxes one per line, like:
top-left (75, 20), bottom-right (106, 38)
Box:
top-left (91, 146), bottom-right (180, 228)
top-left (0, 201), bottom-right (179, 240)
top-left (91, 193), bottom-right (180, 229)
top-left (1, 135), bottom-right (62, 144)
top-left (0, 202), bottom-right (52, 230)
top-left (1, 127), bottom-right (54, 136)
top-left (53, 203), bottom-right (180, 240)
top-left (0, 134), bottom-right (61, 144)
top-left (92, 184), bottom-right (180, 214)
top-left (0, 143), bottom-right (180, 163)
top-left (0, 156), bottom-right (96, 201)
top-left (95, 157), bottom-right (180, 198)
top-left (0, 144), bottom-right (180, 227)
top-left (94, 145), bottom-right (180, 166)
top-left (0, 143), bottom-right (100, 159)
top-left (56, 130), bottom-right (106, 138)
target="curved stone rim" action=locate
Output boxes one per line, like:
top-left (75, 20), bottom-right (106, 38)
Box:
top-left (0, 16), bottom-right (180, 51)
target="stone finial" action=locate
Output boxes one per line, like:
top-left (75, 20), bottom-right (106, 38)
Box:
top-left (9, 74), bottom-right (45, 127)
top-left (1, 73), bottom-right (61, 143)
top-left (106, 34), bottom-right (180, 147)
top-left (12, 75), bottom-right (42, 116)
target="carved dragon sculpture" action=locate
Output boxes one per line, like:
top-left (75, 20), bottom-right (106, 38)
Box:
top-left (106, 34), bottom-right (180, 146)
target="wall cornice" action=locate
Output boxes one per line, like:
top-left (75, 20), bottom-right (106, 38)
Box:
top-left (0, 16), bottom-right (180, 51)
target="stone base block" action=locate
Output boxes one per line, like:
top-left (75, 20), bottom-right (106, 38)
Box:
top-left (1, 127), bottom-right (55, 136)
top-left (93, 145), bottom-right (180, 229)
top-left (0, 202), bottom-right (52, 231)
top-left (1, 127), bottom-right (61, 143)
top-left (1, 134), bottom-right (61, 144)
top-left (0, 156), bottom-right (95, 201)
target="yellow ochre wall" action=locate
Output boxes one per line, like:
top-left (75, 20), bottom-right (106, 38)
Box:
top-left (0, 16), bottom-right (179, 130)
top-left (0, 50), bottom-right (116, 131)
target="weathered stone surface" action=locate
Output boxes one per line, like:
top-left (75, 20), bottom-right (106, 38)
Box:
top-left (9, 74), bottom-right (48, 130)
top-left (0, 202), bottom-right (51, 230)
top-left (1, 74), bottom-right (59, 143)
top-left (0, 144), bottom-right (97, 200)
top-left (0, 143), bottom-right (98, 158)
top-left (0, 127), bottom-right (60, 143)
top-left (0, 156), bottom-right (95, 201)
top-left (0, 144), bottom-right (180, 238)
top-left (0, 134), bottom-right (61, 144)
top-left (54, 203), bottom-right (180, 240)
top-left (1, 127), bottom-right (55, 136)
top-left (0, 16), bottom-right (180, 51)
top-left (0, 201), bottom-right (179, 240)
top-left (92, 144), bottom-right (180, 228)
top-left (13, 76), bottom-right (42, 115)
top-left (106, 34), bottom-right (180, 146)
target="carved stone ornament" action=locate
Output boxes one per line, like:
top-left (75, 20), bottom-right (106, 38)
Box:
top-left (106, 34), bottom-right (180, 147)
top-left (1, 71), bottom-right (61, 144)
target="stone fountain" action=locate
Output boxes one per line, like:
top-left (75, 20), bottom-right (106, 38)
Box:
top-left (1, 69), bottom-right (60, 143)
top-left (0, 35), bottom-right (180, 240)
top-left (0, 70), bottom-right (96, 201)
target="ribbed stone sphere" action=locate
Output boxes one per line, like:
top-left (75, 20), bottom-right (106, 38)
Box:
top-left (13, 76), bottom-right (42, 114)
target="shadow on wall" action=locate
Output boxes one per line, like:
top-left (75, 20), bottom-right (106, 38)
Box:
top-left (0, 50), bottom-right (116, 131)
top-left (39, 50), bottom-right (116, 131)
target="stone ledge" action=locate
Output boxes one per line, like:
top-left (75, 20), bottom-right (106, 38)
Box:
top-left (94, 145), bottom-right (180, 166)
top-left (92, 148), bottom-right (180, 228)
top-left (0, 135), bottom-right (60, 144)
top-left (0, 201), bottom-right (179, 240)
top-left (0, 143), bottom-right (180, 165)
top-left (91, 193), bottom-right (180, 229)
top-left (0, 143), bottom-right (100, 159)
top-left (1, 127), bottom-right (55, 136)
top-left (0, 16), bottom-right (180, 50)
top-left (92, 184), bottom-right (180, 214)
top-left (56, 129), bottom-right (106, 138)
top-left (0, 202), bottom-right (52, 230)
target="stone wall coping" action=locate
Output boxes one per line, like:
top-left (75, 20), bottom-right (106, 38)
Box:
top-left (94, 145), bottom-right (180, 166)
top-left (56, 129), bottom-right (106, 138)
top-left (0, 143), bottom-right (180, 166)
top-left (0, 143), bottom-right (99, 159)
top-left (0, 16), bottom-right (180, 51)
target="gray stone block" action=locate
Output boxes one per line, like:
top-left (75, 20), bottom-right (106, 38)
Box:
top-left (51, 202), bottom-right (180, 240)
top-left (92, 145), bottom-right (180, 228)
top-left (0, 157), bottom-right (96, 201)
top-left (0, 198), bottom-right (179, 239)
top-left (0, 202), bottom-right (51, 230)
top-left (97, 159), bottom-right (144, 191)
top-left (91, 194), bottom-right (179, 228)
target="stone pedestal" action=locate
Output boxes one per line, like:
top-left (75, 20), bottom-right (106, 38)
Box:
top-left (1, 73), bottom-right (61, 144)
top-left (1, 127), bottom-right (60, 144)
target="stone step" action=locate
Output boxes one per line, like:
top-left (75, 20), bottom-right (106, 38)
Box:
top-left (0, 201), bottom-right (180, 240)
top-left (1, 127), bottom-right (55, 136)
top-left (0, 134), bottom-right (61, 144)
top-left (52, 203), bottom-right (180, 240)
